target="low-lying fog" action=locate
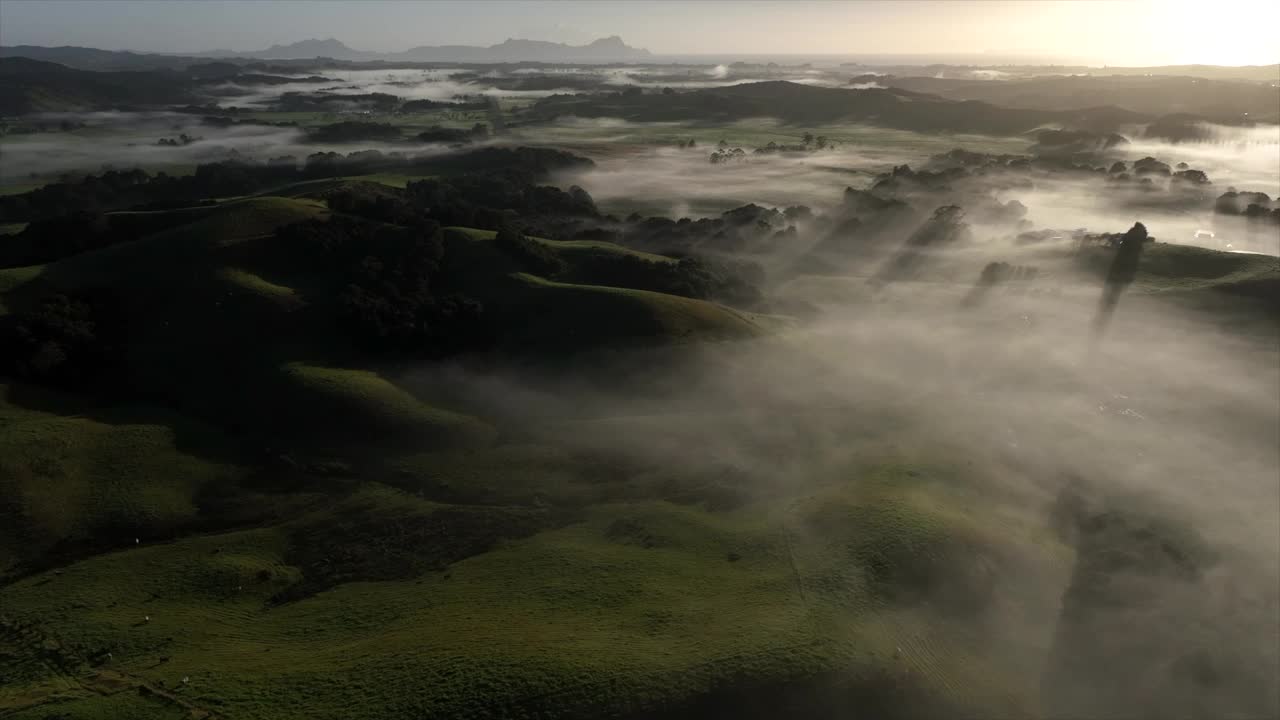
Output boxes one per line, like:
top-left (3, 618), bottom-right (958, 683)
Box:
top-left (197, 64), bottom-right (855, 108)
top-left (406, 254), bottom-right (1279, 714)
top-left (0, 111), bottom-right (452, 183)
top-left (551, 120), bottom-right (1279, 253)
top-left (3, 103), bottom-right (1277, 256)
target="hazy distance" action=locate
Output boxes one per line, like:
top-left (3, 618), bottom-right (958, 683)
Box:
top-left (2, 0), bottom-right (1279, 67)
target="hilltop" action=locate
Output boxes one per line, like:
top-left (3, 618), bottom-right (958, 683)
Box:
top-left (190, 35), bottom-right (653, 62)
top-left (0, 35), bottom-right (654, 71)
top-left (528, 80), bottom-right (1150, 134)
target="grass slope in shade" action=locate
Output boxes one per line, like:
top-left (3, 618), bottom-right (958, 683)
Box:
top-left (446, 226), bottom-right (677, 265)
top-left (0, 461), bottom-right (1061, 720)
top-left (443, 227), bottom-right (772, 352)
top-left (506, 272), bottom-right (771, 348)
top-left (0, 383), bottom-right (245, 580)
top-left (268, 363), bottom-right (495, 449)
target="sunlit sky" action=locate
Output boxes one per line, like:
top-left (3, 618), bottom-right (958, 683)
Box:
top-left (2, 0), bottom-right (1277, 66)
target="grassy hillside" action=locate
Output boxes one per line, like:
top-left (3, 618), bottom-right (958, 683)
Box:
top-left (1069, 242), bottom-right (1280, 320)
top-left (0, 383), bottom-right (246, 580)
top-left (442, 226), bottom-right (771, 352)
top-left (0, 57), bottom-right (194, 114)
top-left (0, 454), bottom-right (1067, 720)
top-left (3, 186), bottom-right (1273, 719)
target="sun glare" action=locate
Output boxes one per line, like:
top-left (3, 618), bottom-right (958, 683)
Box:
top-left (1151, 0), bottom-right (1280, 66)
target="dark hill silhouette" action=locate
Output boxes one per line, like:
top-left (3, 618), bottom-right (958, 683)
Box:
top-left (875, 74), bottom-right (1280, 123)
top-left (530, 80), bottom-right (1149, 134)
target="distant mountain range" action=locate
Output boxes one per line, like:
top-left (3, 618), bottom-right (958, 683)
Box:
top-left (0, 36), bottom-right (652, 69)
top-left (190, 36), bottom-right (652, 62)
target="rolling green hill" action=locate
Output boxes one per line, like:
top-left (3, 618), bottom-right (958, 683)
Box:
top-left (526, 81), bottom-right (1150, 135)
top-left (2, 187), bottom-right (1275, 719)
top-left (0, 453), bottom-right (1067, 720)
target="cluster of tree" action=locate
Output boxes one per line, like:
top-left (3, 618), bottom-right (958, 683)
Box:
top-left (1172, 169), bottom-right (1210, 185)
top-left (156, 133), bottom-right (201, 146)
top-left (400, 98), bottom-right (487, 113)
top-left (1214, 190), bottom-right (1280, 224)
top-left (307, 121), bottom-right (402, 143)
top-left (199, 115), bottom-right (297, 128)
top-left (0, 167), bottom-right (154, 222)
top-left (0, 146), bottom-right (593, 223)
top-left (270, 217), bottom-right (488, 353)
top-left (799, 132), bottom-right (831, 149)
top-left (323, 178), bottom-right (765, 307)
top-left (0, 211), bottom-right (137, 267)
top-left (0, 292), bottom-right (119, 389)
top-left (612, 202), bottom-right (815, 259)
top-left (563, 250), bottom-right (764, 308)
top-left (416, 123), bottom-right (489, 144)
top-left (708, 146), bottom-right (747, 164)
top-left (275, 91), bottom-right (400, 113)
top-left (980, 262), bottom-right (1039, 285)
top-left (709, 134), bottom-right (833, 163)
top-left (752, 141), bottom-right (808, 155)
top-left (871, 164), bottom-right (969, 192)
top-left (493, 225), bottom-right (567, 277)
top-left (411, 175), bottom-right (596, 229)
top-left (419, 146), bottom-right (592, 178)
top-left (1133, 156), bottom-right (1172, 176)
top-left (963, 261), bottom-right (1041, 307)
top-left (324, 167), bottom-right (598, 240)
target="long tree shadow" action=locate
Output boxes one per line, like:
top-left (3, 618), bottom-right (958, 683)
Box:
top-left (1041, 482), bottom-right (1279, 719)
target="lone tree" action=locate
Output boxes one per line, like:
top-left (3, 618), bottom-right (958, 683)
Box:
top-left (1093, 222), bottom-right (1148, 338)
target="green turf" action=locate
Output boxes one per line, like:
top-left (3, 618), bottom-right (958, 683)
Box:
top-left (268, 362), bottom-right (496, 450)
top-left (0, 457), bottom-right (1065, 719)
top-left (0, 182), bottom-right (44, 197)
top-left (441, 227), bottom-right (773, 352)
top-left (0, 383), bottom-right (246, 581)
top-left (447, 226), bottom-right (676, 265)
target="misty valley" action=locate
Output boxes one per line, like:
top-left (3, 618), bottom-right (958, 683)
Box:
top-left (0, 12), bottom-right (1278, 720)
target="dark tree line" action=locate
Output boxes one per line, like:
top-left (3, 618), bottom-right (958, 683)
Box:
top-left (416, 123), bottom-right (489, 144)
top-left (270, 216), bottom-right (488, 354)
top-left (493, 225), bottom-right (567, 277)
top-left (0, 291), bottom-right (121, 389)
top-left (0, 146), bottom-right (593, 224)
top-left (307, 121), bottom-right (401, 143)
top-left (561, 250), bottom-right (764, 308)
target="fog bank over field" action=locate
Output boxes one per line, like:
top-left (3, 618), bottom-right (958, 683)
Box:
top-left (548, 118), bottom-right (1280, 253)
top-left (0, 112), bottom-right (490, 185)
top-left (189, 64), bottom-right (860, 109)
top-left (405, 266), bottom-right (1279, 715)
top-left (555, 145), bottom-right (871, 216)
top-left (1129, 123), bottom-right (1280, 196)
top-left (205, 68), bottom-right (558, 106)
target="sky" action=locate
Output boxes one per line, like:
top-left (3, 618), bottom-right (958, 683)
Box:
top-left (1, 0), bottom-right (1278, 66)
